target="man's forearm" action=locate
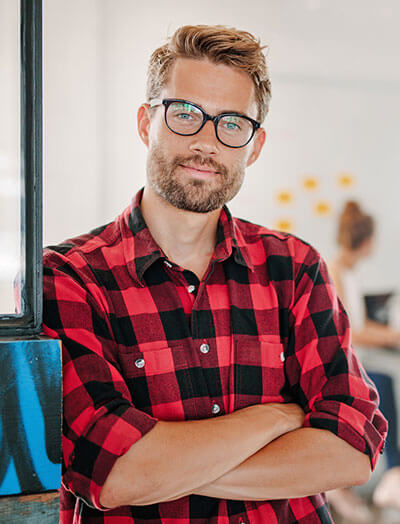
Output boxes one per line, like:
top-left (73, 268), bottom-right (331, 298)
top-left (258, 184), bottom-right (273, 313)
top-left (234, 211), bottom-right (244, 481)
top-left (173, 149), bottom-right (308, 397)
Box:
top-left (100, 403), bottom-right (304, 508)
top-left (193, 427), bottom-right (371, 501)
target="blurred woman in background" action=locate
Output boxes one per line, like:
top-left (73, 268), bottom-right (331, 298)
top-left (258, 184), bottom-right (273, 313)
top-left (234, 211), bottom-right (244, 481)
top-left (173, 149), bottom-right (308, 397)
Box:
top-left (328, 201), bottom-right (400, 522)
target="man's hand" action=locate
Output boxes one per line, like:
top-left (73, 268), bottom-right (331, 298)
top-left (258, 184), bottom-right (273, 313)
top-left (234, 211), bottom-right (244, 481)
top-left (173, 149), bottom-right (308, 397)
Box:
top-left (100, 402), bottom-right (304, 508)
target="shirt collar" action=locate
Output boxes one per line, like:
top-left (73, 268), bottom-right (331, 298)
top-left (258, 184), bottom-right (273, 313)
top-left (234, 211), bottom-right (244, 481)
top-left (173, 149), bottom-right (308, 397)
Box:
top-left (214, 205), bottom-right (254, 272)
top-left (121, 188), bottom-right (253, 285)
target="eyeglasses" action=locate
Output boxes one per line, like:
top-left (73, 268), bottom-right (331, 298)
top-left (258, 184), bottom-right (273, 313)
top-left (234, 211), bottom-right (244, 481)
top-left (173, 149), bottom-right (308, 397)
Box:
top-left (149, 98), bottom-right (261, 149)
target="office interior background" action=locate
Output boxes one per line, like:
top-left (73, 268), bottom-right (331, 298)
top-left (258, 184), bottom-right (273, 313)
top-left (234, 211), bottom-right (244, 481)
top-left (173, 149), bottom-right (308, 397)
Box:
top-left (1, 1), bottom-right (400, 521)
top-left (1, 0), bottom-right (400, 313)
top-left (44, 0), bottom-right (400, 291)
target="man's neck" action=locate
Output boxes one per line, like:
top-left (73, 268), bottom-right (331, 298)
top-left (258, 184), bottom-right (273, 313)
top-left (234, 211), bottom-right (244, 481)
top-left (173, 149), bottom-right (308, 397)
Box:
top-left (140, 186), bottom-right (221, 279)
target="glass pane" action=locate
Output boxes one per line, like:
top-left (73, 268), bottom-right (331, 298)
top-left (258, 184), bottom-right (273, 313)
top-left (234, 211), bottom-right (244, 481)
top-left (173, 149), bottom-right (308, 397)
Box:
top-left (0, 0), bottom-right (22, 315)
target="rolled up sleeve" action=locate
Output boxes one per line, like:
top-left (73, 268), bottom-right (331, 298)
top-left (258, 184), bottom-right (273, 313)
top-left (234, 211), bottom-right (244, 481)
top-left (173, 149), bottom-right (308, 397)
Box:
top-left (286, 246), bottom-right (387, 469)
top-left (43, 257), bottom-right (158, 509)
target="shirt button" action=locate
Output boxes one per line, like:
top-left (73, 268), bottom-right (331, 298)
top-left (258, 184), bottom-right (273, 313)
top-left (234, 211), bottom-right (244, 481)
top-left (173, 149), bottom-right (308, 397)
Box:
top-left (164, 260), bottom-right (172, 268)
top-left (211, 403), bottom-right (221, 415)
top-left (200, 343), bottom-right (210, 354)
top-left (187, 284), bottom-right (196, 294)
top-left (280, 352), bottom-right (285, 362)
top-left (135, 358), bottom-right (145, 368)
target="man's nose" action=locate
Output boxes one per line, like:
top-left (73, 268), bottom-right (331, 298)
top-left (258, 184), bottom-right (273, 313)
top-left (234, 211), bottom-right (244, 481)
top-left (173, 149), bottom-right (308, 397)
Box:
top-left (188, 120), bottom-right (219, 155)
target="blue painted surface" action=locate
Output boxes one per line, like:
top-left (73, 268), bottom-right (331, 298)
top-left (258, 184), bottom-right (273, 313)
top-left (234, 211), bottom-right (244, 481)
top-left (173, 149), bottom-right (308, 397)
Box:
top-left (0, 458), bottom-right (19, 495)
top-left (0, 339), bottom-right (62, 495)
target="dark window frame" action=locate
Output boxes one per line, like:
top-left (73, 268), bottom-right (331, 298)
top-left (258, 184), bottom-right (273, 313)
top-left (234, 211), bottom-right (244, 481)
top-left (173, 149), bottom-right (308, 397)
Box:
top-left (0, 0), bottom-right (42, 336)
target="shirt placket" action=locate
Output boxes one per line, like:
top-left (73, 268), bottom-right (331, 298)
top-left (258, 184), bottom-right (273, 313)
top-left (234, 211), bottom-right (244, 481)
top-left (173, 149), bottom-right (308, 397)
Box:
top-left (191, 261), bottom-right (227, 419)
top-left (164, 259), bottom-right (226, 419)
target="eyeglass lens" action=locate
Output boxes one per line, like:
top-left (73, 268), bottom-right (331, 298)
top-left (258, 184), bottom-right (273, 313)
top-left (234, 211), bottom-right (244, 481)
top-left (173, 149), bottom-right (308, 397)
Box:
top-left (166, 101), bottom-right (254, 147)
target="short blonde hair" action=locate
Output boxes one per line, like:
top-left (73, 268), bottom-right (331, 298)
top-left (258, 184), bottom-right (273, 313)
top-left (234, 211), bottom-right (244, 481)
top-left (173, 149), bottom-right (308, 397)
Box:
top-left (146, 25), bottom-right (271, 123)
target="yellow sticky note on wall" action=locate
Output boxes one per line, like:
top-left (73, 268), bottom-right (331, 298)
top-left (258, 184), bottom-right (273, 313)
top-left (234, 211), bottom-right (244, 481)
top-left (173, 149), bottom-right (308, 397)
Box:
top-left (275, 219), bottom-right (294, 233)
top-left (313, 201), bottom-right (332, 216)
top-left (302, 176), bottom-right (319, 191)
top-left (276, 191), bottom-right (294, 205)
top-left (337, 172), bottom-right (356, 188)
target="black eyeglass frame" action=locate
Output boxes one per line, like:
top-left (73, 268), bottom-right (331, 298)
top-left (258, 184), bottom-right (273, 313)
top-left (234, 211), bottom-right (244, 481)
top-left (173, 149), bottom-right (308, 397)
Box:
top-left (149, 98), bottom-right (261, 149)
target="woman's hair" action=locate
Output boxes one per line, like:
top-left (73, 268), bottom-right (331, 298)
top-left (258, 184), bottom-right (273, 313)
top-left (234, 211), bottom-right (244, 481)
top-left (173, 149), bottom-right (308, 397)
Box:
top-left (337, 201), bottom-right (375, 250)
top-left (146, 25), bottom-right (271, 123)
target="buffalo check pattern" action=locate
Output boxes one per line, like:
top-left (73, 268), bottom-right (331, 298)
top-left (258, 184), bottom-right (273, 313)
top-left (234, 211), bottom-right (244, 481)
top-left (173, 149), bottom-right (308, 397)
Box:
top-left (43, 188), bottom-right (387, 524)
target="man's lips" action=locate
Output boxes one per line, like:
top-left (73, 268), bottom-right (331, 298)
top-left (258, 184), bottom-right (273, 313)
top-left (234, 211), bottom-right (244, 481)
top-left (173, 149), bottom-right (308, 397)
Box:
top-left (179, 164), bottom-right (218, 177)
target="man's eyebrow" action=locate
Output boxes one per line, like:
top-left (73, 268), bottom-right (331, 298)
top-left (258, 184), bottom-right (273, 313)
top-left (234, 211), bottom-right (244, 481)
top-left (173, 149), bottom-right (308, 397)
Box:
top-left (217, 108), bottom-right (247, 115)
top-left (175, 99), bottom-right (252, 117)
top-left (216, 107), bottom-right (258, 119)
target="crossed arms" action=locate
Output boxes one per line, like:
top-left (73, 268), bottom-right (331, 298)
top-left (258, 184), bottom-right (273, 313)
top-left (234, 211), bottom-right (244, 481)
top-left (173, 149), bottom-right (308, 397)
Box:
top-left (43, 248), bottom-right (384, 511)
top-left (99, 402), bottom-right (371, 509)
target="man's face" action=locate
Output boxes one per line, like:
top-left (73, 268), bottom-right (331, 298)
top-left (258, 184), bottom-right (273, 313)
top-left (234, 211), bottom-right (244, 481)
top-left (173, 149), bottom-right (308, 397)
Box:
top-left (139, 57), bottom-right (265, 213)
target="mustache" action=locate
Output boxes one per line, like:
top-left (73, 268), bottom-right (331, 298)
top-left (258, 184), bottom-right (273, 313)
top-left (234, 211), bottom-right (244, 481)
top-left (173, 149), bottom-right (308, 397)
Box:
top-left (172, 154), bottom-right (227, 175)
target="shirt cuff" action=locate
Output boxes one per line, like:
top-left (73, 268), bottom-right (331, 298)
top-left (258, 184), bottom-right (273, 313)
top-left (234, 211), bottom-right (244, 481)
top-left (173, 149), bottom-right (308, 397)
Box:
top-left (303, 399), bottom-right (387, 470)
top-left (63, 404), bottom-right (158, 510)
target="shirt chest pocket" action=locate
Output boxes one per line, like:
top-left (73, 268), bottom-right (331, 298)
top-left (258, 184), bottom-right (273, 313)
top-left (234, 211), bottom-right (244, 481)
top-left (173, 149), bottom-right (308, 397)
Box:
top-left (234, 338), bottom-right (287, 409)
top-left (118, 344), bottom-right (190, 419)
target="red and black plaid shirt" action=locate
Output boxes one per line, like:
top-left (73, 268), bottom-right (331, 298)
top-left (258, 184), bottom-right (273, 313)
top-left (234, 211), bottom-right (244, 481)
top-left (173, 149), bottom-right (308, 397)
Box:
top-left (43, 188), bottom-right (386, 524)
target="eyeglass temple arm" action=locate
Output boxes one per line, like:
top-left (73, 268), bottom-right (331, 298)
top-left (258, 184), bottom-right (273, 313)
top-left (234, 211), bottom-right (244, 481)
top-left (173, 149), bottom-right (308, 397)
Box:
top-left (149, 98), bottom-right (162, 108)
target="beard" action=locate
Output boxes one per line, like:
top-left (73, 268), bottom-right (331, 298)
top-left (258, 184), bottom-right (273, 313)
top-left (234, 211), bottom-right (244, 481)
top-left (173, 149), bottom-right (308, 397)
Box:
top-left (146, 145), bottom-right (246, 213)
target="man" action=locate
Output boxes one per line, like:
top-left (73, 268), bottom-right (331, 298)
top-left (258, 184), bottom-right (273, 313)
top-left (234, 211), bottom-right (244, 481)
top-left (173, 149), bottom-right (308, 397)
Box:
top-left (43, 25), bottom-right (387, 523)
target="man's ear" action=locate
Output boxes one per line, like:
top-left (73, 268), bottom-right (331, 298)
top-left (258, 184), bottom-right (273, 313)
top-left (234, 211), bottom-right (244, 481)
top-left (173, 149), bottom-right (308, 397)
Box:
top-left (137, 104), bottom-right (151, 147)
top-left (246, 127), bottom-right (266, 167)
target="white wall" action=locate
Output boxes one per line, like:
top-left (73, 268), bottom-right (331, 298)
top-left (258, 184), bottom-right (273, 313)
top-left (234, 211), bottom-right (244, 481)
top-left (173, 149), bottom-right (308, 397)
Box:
top-left (43, 0), bottom-right (102, 241)
top-left (43, 0), bottom-right (400, 294)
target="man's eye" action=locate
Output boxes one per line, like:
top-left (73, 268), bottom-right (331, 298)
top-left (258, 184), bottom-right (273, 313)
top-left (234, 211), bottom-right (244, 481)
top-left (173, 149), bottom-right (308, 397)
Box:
top-left (222, 119), bottom-right (241, 131)
top-left (177, 112), bottom-right (192, 119)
